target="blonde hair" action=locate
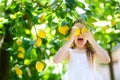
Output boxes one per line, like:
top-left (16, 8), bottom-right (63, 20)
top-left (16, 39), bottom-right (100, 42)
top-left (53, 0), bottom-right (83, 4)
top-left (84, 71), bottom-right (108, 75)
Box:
top-left (71, 19), bottom-right (95, 66)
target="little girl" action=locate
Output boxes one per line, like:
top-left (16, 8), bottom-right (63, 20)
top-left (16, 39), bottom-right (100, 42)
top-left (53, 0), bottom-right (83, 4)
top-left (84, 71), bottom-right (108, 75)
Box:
top-left (53, 19), bottom-right (110, 80)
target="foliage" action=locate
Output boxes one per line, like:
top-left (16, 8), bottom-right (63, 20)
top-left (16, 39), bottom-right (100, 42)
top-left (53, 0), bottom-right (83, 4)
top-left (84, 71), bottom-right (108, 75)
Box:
top-left (0, 0), bottom-right (120, 80)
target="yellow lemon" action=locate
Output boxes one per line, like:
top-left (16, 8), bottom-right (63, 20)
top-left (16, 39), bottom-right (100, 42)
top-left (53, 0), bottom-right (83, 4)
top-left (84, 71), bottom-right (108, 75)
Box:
top-left (18, 53), bottom-right (24, 59)
top-left (58, 25), bottom-right (69, 35)
top-left (81, 27), bottom-right (89, 34)
top-left (14, 66), bottom-right (23, 76)
top-left (74, 27), bottom-right (80, 36)
top-left (39, 15), bottom-right (45, 23)
top-left (24, 59), bottom-right (30, 65)
top-left (16, 69), bottom-right (23, 76)
top-left (65, 37), bottom-right (70, 41)
top-left (16, 39), bottom-right (22, 45)
top-left (17, 47), bottom-right (25, 54)
top-left (65, 34), bottom-right (72, 41)
top-left (34, 38), bottom-right (42, 47)
top-left (111, 20), bottom-right (116, 26)
top-left (35, 61), bottom-right (44, 72)
top-left (38, 29), bottom-right (46, 38)
top-left (14, 66), bottom-right (19, 71)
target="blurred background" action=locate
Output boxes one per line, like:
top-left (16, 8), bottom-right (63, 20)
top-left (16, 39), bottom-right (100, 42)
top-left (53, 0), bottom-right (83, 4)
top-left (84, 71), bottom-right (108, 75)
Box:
top-left (0, 0), bottom-right (120, 80)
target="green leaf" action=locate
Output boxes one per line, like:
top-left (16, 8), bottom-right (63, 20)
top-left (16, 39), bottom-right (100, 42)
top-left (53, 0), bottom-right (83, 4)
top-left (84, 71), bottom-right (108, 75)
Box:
top-left (30, 48), bottom-right (37, 61)
top-left (61, 21), bottom-right (68, 26)
top-left (51, 0), bottom-right (57, 9)
top-left (75, 0), bottom-right (85, 8)
top-left (26, 46), bottom-right (33, 58)
top-left (65, 0), bottom-right (77, 10)
top-left (85, 10), bottom-right (92, 16)
top-left (116, 22), bottom-right (120, 29)
top-left (86, 22), bottom-right (96, 31)
top-left (87, 16), bottom-right (97, 22)
top-left (60, 10), bottom-right (67, 19)
top-left (0, 24), bottom-right (3, 28)
top-left (41, 38), bottom-right (47, 45)
top-left (47, 14), bottom-right (52, 26)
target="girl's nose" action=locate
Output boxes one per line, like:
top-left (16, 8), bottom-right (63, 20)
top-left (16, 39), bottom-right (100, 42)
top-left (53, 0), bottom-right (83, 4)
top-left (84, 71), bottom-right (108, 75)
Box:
top-left (78, 33), bottom-right (85, 37)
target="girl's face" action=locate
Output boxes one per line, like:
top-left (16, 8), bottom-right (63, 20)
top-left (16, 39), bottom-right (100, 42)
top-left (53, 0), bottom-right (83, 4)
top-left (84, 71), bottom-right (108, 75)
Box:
top-left (73, 23), bottom-right (88, 49)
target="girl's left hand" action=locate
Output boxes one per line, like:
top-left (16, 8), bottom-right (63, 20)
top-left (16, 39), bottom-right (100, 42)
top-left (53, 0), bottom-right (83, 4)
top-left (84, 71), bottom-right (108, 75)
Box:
top-left (84, 31), bottom-right (95, 44)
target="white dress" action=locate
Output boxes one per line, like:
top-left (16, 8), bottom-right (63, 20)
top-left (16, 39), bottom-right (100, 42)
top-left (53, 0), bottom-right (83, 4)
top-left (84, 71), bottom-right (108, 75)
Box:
top-left (62, 48), bottom-right (103, 80)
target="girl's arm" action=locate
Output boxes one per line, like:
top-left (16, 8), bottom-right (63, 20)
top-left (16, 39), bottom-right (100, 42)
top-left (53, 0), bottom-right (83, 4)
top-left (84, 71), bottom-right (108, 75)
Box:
top-left (85, 32), bottom-right (111, 64)
top-left (53, 33), bottom-right (74, 64)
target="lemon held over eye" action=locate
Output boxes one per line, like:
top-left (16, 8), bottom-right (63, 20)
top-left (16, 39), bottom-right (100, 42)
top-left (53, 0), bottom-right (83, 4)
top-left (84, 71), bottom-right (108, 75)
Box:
top-left (74, 27), bottom-right (80, 36)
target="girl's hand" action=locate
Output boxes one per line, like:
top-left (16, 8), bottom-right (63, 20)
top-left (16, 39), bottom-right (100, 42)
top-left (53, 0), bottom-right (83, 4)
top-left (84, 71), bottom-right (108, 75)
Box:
top-left (69, 26), bottom-right (78, 41)
top-left (71, 26), bottom-right (77, 34)
top-left (84, 31), bottom-right (95, 44)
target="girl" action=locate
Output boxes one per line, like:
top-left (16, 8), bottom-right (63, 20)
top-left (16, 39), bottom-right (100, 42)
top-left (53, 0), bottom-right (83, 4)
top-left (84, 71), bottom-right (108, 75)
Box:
top-left (53, 19), bottom-right (110, 80)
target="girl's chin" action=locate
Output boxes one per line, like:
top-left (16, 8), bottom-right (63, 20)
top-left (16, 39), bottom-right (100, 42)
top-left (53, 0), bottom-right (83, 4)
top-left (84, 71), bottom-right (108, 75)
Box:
top-left (76, 42), bottom-right (85, 48)
top-left (77, 40), bottom-right (84, 45)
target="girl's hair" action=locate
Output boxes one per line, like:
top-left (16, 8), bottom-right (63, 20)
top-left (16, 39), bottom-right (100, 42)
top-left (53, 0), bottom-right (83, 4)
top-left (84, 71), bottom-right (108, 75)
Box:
top-left (71, 19), bottom-right (95, 66)
top-left (72, 18), bottom-right (86, 26)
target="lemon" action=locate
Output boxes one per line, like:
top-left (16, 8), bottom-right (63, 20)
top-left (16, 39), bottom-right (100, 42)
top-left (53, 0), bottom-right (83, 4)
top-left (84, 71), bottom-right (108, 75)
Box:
top-left (14, 66), bottom-right (23, 76)
top-left (39, 15), bottom-right (45, 23)
top-left (74, 27), bottom-right (80, 36)
top-left (18, 53), bottom-right (24, 59)
top-left (16, 69), bottom-right (23, 76)
top-left (65, 34), bottom-right (72, 41)
top-left (24, 59), bottom-right (30, 65)
top-left (111, 20), bottom-right (116, 26)
top-left (17, 47), bottom-right (25, 54)
top-left (34, 38), bottom-right (42, 47)
top-left (65, 37), bottom-right (70, 41)
top-left (14, 66), bottom-right (19, 71)
top-left (35, 61), bottom-right (44, 72)
top-left (81, 27), bottom-right (89, 34)
top-left (38, 29), bottom-right (46, 38)
top-left (58, 25), bottom-right (69, 35)
top-left (16, 39), bottom-right (22, 45)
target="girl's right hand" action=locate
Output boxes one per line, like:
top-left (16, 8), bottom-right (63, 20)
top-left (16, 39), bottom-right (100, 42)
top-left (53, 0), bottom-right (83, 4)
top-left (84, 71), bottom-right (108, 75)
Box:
top-left (71, 26), bottom-right (77, 34)
top-left (71, 26), bottom-right (81, 37)
top-left (69, 26), bottom-right (78, 41)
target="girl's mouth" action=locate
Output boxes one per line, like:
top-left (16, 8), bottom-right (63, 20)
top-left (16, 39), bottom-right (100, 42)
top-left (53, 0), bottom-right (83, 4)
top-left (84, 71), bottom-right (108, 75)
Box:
top-left (77, 38), bottom-right (84, 41)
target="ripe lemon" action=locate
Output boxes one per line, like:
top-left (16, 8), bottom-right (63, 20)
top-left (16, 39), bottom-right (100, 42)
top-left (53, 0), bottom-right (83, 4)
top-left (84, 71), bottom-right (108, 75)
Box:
top-left (39, 15), bottom-right (45, 23)
top-left (35, 61), bottom-right (44, 72)
top-left (65, 36), bottom-right (70, 41)
top-left (74, 27), bottom-right (80, 36)
top-left (14, 66), bottom-right (23, 76)
top-left (24, 59), bottom-right (30, 65)
top-left (34, 38), bottom-right (42, 47)
top-left (38, 29), bottom-right (46, 38)
top-left (111, 20), bottom-right (116, 26)
top-left (17, 47), bottom-right (25, 54)
top-left (81, 27), bottom-right (89, 34)
top-left (18, 53), bottom-right (24, 59)
top-left (58, 25), bottom-right (69, 35)
top-left (16, 39), bottom-right (22, 45)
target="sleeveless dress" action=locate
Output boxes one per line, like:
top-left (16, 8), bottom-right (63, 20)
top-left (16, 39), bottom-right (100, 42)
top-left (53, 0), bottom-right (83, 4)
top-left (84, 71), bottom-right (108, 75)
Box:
top-left (62, 48), bottom-right (103, 80)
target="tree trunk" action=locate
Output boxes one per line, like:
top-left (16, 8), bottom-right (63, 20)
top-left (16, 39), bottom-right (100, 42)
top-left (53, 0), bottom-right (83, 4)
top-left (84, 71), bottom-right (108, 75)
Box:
top-left (0, 23), bottom-right (13, 80)
top-left (0, 50), bottom-right (10, 80)
top-left (108, 50), bottom-right (115, 80)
